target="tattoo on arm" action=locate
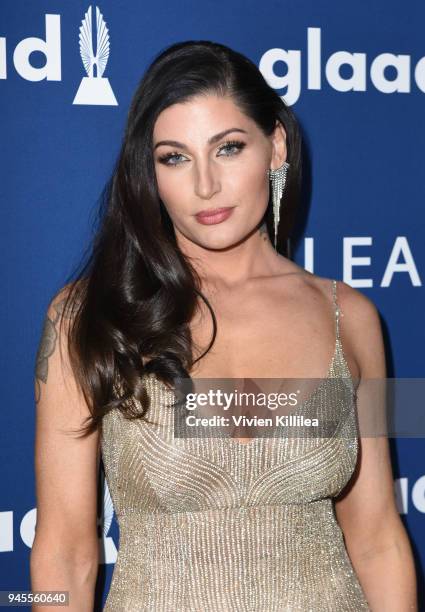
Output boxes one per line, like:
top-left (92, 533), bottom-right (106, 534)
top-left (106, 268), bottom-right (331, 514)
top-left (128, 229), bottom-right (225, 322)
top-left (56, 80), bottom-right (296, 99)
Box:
top-left (34, 298), bottom-right (69, 404)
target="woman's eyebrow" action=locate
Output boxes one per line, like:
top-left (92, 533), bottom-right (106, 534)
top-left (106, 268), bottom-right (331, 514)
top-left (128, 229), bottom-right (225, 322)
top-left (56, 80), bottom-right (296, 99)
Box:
top-left (153, 127), bottom-right (248, 151)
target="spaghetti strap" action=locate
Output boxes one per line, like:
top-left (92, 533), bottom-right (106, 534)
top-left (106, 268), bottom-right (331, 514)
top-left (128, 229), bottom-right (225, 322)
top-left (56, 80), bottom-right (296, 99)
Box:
top-left (331, 279), bottom-right (342, 341)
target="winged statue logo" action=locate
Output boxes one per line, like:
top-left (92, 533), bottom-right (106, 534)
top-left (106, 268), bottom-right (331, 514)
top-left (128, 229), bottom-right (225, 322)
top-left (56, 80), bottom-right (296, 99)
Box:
top-left (73, 5), bottom-right (118, 106)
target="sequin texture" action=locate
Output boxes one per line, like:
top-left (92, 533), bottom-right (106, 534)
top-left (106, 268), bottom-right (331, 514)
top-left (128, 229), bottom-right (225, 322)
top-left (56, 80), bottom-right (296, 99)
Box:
top-left (100, 279), bottom-right (370, 611)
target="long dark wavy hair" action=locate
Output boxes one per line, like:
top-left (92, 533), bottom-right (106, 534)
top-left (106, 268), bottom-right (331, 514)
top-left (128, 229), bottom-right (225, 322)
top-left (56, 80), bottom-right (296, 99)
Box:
top-left (58, 40), bottom-right (303, 437)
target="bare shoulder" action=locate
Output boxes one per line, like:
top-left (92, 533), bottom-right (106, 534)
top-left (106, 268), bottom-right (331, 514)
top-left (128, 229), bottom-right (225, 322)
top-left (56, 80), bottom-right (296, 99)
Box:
top-left (285, 269), bottom-right (385, 378)
top-left (316, 276), bottom-right (385, 379)
top-left (275, 260), bottom-right (380, 324)
top-left (47, 280), bottom-right (85, 321)
top-left (38, 280), bottom-right (84, 360)
top-left (336, 278), bottom-right (378, 318)
top-left (35, 280), bottom-right (86, 404)
top-left (333, 279), bottom-right (382, 341)
top-left (295, 270), bottom-right (378, 320)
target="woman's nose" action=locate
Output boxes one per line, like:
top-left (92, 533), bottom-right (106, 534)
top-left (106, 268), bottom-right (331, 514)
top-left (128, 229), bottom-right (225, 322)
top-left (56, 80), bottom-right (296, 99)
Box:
top-left (193, 162), bottom-right (221, 200)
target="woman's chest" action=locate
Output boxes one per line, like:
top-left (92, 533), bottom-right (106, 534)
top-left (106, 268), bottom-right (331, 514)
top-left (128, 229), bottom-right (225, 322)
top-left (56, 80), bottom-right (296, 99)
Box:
top-left (189, 297), bottom-right (333, 380)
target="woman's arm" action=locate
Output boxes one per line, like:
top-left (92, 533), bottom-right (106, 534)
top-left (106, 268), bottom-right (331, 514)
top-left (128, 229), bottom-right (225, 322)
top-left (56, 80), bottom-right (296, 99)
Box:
top-left (31, 289), bottom-right (100, 611)
top-left (334, 282), bottom-right (417, 611)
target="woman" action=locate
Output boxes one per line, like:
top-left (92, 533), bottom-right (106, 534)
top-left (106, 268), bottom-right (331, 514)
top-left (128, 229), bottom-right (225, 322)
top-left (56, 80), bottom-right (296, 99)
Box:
top-left (30, 40), bottom-right (417, 611)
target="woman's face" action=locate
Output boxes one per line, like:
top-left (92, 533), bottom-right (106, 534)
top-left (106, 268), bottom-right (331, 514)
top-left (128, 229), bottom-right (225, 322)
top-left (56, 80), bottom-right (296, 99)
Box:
top-left (152, 93), bottom-right (287, 251)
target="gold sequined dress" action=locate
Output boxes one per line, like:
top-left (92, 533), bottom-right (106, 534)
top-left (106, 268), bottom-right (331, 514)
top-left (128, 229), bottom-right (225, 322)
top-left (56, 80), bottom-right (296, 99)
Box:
top-left (100, 279), bottom-right (370, 611)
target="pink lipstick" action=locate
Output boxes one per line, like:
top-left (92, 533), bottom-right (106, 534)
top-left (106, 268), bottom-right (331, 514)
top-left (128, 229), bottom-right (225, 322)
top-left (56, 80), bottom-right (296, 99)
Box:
top-left (194, 206), bottom-right (235, 225)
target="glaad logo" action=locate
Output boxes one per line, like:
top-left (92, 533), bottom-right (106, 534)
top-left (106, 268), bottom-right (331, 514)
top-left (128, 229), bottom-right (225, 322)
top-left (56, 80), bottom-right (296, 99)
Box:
top-left (73, 5), bottom-right (117, 106)
top-left (259, 27), bottom-right (425, 105)
top-left (0, 15), bottom-right (61, 81)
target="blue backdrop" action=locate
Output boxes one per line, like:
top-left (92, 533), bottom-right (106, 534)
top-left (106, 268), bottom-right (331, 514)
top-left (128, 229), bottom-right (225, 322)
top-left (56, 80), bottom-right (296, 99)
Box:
top-left (1, 1), bottom-right (424, 609)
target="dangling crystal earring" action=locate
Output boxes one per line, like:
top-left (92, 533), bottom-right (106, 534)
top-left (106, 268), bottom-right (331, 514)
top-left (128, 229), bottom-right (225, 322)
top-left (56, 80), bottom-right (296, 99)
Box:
top-left (268, 161), bottom-right (290, 250)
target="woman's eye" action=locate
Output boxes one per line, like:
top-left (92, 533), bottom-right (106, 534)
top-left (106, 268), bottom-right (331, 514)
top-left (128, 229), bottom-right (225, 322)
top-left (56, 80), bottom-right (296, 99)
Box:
top-left (157, 140), bottom-right (246, 167)
top-left (158, 152), bottom-right (186, 166)
top-left (217, 141), bottom-right (246, 156)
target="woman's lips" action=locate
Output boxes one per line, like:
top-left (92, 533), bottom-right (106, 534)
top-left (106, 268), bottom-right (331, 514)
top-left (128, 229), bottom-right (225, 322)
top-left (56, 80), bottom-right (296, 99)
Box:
top-left (194, 206), bottom-right (235, 225)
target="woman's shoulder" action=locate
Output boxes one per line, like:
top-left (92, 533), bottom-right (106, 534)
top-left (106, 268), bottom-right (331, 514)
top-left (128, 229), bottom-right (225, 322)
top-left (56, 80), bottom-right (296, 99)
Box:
top-left (47, 279), bottom-right (87, 320)
top-left (317, 275), bottom-right (380, 326)
top-left (278, 261), bottom-right (381, 334)
top-left (297, 271), bottom-right (384, 378)
top-left (301, 272), bottom-right (383, 368)
top-left (286, 264), bottom-right (379, 319)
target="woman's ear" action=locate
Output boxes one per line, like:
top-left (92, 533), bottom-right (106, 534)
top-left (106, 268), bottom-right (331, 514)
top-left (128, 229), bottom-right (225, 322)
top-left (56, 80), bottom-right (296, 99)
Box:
top-left (270, 120), bottom-right (287, 170)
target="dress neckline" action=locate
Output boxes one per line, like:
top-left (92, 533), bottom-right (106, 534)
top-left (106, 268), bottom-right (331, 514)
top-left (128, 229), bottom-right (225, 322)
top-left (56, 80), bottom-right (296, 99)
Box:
top-left (220, 334), bottom-right (355, 448)
top-left (147, 334), bottom-right (356, 449)
top-left (143, 279), bottom-right (357, 448)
